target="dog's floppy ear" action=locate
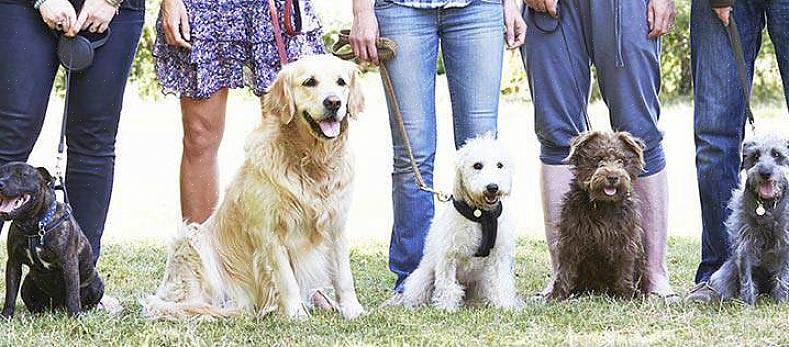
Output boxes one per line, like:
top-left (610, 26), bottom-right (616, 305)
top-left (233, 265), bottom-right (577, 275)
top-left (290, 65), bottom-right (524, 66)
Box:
top-left (618, 132), bottom-right (646, 171)
top-left (565, 131), bottom-right (599, 165)
top-left (263, 71), bottom-right (296, 124)
top-left (36, 167), bottom-right (55, 188)
top-left (345, 63), bottom-right (365, 119)
top-left (741, 139), bottom-right (758, 171)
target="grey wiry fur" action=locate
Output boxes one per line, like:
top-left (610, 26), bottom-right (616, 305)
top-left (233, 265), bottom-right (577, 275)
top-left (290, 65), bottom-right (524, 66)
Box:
top-left (708, 133), bottom-right (789, 305)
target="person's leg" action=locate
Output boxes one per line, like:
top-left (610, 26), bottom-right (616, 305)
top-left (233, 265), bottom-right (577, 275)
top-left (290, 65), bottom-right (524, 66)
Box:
top-left (179, 89), bottom-right (229, 224)
top-left (0, 3), bottom-right (59, 233)
top-left (590, 0), bottom-right (672, 296)
top-left (690, 0), bottom-right (765, 283)
top-left (375, 2), bottom-right (439, 293)
top-left (766, 0), bottom-right (789, 104)
top-left (65, 9), bottom-right (144, 262)
top-left (440, 0), bottom-right (504, 147)
top-left (520, 0), bottom-right (591, 286)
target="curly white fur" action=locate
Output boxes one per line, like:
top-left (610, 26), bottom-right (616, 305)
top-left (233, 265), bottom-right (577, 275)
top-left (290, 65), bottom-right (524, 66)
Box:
top-left (141, 55), bottom-right (366, 321)
top-left (401, 135), bottom-right (522, 311)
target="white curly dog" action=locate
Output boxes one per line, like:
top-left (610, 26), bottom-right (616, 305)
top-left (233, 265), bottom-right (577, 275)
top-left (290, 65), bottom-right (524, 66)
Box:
top-left (400, 135), bottom-right (521, 311)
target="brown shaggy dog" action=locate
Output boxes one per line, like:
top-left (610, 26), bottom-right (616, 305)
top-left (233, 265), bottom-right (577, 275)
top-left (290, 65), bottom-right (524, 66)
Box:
top-left (547, 131), bottom-right (648, 300)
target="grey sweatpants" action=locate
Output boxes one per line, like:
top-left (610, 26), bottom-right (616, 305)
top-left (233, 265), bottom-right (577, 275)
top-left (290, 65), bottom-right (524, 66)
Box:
top-left (520, 0), bottom-right (666, 176)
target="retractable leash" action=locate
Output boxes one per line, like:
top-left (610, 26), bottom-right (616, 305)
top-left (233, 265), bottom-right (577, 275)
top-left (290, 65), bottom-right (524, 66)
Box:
top-left (331, 30), bottom-right (453, 202)
top-left (726, 17), bottom-right (757, 135)
top-left (52, 29), bottom-right (112, 205)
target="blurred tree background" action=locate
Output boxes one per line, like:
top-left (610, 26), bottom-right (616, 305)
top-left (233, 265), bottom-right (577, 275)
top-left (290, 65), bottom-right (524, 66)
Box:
top-left (124, 0), bottom-right (783, 102)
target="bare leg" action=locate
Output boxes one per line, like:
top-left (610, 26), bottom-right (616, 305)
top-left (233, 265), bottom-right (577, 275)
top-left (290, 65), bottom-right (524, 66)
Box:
top-left (539, 164), bottom-right (574, 295)
top-left (636, 170), bottom-right (674, 297)
top-left (179, 89), bottom-right (229, 223)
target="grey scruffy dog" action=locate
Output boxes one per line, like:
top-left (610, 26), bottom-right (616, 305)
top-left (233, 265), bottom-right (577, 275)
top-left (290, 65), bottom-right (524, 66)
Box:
top-left (0, 162), bottom-right (103, 318)
top-left (687, 133), bottom-right (789, 305)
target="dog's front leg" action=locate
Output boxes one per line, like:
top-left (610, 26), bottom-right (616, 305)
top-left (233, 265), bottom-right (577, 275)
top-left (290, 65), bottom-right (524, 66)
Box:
top-left (771, 262), bottom-right (789, 303)
top-left (62, 256), bottom-right (82, 316)
top-left (484, 257), bottom-right (521, 310)
top-left (271, 243), bottom-right (308, 320)
top-left (736, 248), bottom-right (757, 305)
top-left (330, 235), bottom-right (365, 320)
top-left (1, 258), bottom-right (23, 319)
top-left (432, 256), bottom-right (464, 312)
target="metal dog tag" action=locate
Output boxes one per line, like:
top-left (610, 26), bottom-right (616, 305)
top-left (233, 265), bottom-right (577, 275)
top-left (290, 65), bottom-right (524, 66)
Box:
top-left (756, 203), bottom-right (766, 216)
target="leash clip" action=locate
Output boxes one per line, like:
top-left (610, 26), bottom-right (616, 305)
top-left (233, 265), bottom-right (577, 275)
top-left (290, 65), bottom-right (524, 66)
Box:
top-left (419, 186), bottom-right (452, 203)
top-left (37, 223), bottom-right (46, 245)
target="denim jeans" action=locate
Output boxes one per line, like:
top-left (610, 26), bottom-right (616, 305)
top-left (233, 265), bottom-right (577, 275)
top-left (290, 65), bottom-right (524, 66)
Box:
top-left (375, 0), bottom-right (504, 291)
top-left (520, 0), bottom-right (665, 176)
top-left (0, 2), bottom-right (144, 263)
top-left (692, 0), bottom-right (789, 283)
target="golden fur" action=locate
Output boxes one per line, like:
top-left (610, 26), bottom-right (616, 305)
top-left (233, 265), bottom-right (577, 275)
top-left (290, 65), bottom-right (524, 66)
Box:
top-left (142, 55), bottom-right (366, 320)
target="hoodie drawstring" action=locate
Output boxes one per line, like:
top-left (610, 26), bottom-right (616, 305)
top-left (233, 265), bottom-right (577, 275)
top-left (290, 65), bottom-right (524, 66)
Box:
top-left (613, 0), bottom-right (624, 67)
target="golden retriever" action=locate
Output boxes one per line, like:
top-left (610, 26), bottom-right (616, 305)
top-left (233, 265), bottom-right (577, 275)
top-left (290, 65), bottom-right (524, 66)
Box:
top-left (141, 55), bottom-right (366, 320)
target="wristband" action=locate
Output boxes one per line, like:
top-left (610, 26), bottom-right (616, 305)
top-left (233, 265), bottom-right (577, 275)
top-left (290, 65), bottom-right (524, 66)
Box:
top-left (103, 0), bottom-right (122, 8)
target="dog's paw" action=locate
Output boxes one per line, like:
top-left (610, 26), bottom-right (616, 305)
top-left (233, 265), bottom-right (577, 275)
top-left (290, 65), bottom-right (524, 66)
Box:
top-left (0, 311), bottom-right (12, 321)
top-left (432, 299), bottom-right (461, 312)
top-left (739, 291), bottom-right (757, 306)
top-left (284, 303), bottom-right (310, 321)
top-left (339, 301), bottom-right (366, 320)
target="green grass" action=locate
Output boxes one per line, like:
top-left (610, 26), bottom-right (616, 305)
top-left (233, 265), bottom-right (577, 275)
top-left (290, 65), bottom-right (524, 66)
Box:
top-left (2, 238), bottom-right (789, 346)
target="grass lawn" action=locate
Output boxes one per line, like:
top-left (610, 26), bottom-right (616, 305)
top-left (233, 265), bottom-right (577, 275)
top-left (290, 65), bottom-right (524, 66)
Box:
top-left (2, 238), bottom-right (789, 346)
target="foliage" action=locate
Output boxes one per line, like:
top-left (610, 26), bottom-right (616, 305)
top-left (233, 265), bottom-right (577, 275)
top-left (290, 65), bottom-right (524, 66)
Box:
top-left (119, 0), bottom-right (784, 102)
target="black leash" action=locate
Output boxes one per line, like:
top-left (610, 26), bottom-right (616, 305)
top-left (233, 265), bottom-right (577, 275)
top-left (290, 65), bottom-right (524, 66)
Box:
top-left (55, 60), bottom-right (72, 205)
top-left (726, 17), bottom-right (757, 133)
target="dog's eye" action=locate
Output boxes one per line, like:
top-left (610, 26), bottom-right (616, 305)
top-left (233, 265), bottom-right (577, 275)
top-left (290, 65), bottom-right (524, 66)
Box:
top-left (497, 162), bottom-right (504, 169)
top-left (337, 78), bottom-right (347, 86)
top-left (302, 77), bottom-right (318, 87)
top-left (773, 150), bottom-right (782, 160)
top-left (473, 163), bottom-right (483, 170)
top-left (616, 159), bottom-right (624, 165)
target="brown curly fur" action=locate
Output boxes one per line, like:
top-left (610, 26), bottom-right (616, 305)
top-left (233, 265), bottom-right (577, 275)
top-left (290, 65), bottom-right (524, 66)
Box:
top-left (548, 131), bottom-right (649, 300)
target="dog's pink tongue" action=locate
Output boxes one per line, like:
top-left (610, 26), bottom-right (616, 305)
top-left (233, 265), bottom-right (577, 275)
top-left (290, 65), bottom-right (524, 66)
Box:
top-left (318, 120), bottom-right (340, 138)
top-left (604, 187), bottom-right (618, 196)
top-left (759, 182), bottom-right (775, 199)
top-left (0, 198), bottom-right (15, 213)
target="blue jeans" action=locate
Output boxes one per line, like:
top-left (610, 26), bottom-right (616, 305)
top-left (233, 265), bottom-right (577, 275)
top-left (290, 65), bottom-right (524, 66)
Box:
top-left (520, 0), bottom-right (665, 176)
top-left (0, 1), bottom-right (144, 263)
top-left (692, 0), bottom-right (789, 283)
top-left (375, 0), bottom-right (504, 291)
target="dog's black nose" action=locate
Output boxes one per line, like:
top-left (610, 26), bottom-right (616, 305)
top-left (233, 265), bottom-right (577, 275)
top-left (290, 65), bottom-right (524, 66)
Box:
top-left (486, 184), bottom-right (499, 193)
top-left (759, 169), bottom-right (772, 179)
top-left (323, 96), bottom-right (342, 112)
top-left (607, 176), bottom-right (619, 184)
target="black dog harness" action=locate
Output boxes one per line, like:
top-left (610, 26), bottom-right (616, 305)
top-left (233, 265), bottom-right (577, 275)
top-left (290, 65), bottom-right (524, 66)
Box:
top-left (14, 201), bottom-right (71, 270)
top-left (452, 198), bottom-right (503, 257)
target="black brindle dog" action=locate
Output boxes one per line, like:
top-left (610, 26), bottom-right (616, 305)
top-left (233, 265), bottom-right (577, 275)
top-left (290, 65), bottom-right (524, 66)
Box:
top-left (0, 162), bottom-right (103, 318)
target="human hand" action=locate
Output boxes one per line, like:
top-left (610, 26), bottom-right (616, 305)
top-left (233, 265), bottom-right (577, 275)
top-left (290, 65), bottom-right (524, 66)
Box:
top-left (160, 0), bottom-right (191, 49)
top-left (505, 0), bottom-right (526, 48)
top-left (647, 0), bottom-right (676, 39)
top-left (524, 0), bottom-right (557, 17)
top-left (72, 0), bottom-right (117, 36)
top-left (350, 5), bottom-right (379, 65)
top-left (38, 0), bottom-right (78, 36)
top-left (713, 6), bottom-right (731, 26)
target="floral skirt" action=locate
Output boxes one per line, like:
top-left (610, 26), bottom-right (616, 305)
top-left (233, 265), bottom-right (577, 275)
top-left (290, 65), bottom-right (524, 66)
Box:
top-left (153, 0), bottom-right (325, 99)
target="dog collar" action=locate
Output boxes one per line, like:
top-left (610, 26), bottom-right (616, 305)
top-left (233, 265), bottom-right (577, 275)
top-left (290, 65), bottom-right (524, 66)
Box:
top-left (452, 198), bottom-right (503, 257)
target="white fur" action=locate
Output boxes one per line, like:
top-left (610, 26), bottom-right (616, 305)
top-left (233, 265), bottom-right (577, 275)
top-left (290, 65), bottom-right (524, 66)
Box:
top-left (401, 135), bottom-right (522, 311)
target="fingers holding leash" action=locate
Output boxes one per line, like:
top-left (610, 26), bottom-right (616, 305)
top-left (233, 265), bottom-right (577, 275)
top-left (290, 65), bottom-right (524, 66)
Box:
top-left (350, 8), bottom-right (380, 65)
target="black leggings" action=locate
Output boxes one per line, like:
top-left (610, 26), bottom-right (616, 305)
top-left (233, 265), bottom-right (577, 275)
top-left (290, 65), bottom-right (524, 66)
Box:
top-left (0, 2), bottom-right (144, 263)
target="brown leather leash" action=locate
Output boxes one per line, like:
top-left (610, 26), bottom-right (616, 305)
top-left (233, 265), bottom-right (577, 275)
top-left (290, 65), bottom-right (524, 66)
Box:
top-left (331, 30), bottom-right (452, 202)
top-left (267, 0), bottom-right (301, 65)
